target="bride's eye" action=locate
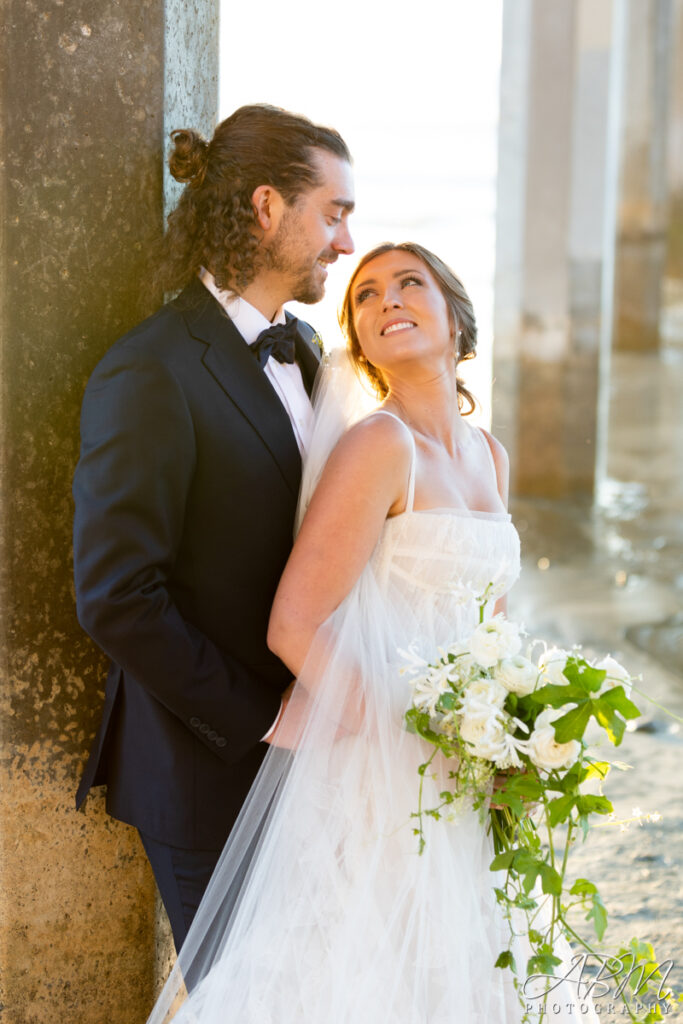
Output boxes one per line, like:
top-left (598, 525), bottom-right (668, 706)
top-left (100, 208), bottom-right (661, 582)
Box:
top-left (355, 287), bottom-right (374, 304)
top-left (401, 275), bottom-right (422, 288)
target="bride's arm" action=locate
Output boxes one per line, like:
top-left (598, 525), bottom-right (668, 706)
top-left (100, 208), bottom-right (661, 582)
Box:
top-left (267, 414), bottom-right (412, 681)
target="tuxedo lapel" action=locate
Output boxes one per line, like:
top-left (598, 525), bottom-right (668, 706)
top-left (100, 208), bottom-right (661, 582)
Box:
top-left (177, 280), bottom-right (302, 497)
top-left (287, 312), bottom-right (322, 397)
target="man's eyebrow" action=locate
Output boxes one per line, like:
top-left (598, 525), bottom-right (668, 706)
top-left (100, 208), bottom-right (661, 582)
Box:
top-left (330, 198), bottom-right (355, 213)
top-left (354, 268), bottom-right (425, 290)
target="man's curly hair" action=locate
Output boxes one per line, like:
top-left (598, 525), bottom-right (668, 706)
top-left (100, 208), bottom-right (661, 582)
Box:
top-left (155, 104), bottom-right (351, 296)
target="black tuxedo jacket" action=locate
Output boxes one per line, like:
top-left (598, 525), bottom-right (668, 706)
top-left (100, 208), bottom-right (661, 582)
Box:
top-left (73, 278), bottom-right (321, 848)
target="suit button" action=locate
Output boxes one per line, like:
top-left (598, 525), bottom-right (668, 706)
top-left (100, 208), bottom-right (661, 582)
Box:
top-left (199, 723), bottom-right (210, 734)
top-left (208, 730), bottom-right (217, 741)
top-left (190, 716), bottom-right (201, 728)
top-left (215, 737), bottom-right (227, 748)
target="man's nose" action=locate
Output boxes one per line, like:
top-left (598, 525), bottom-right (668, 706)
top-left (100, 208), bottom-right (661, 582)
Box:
top-left (332, 221), bottom-right (354, 256)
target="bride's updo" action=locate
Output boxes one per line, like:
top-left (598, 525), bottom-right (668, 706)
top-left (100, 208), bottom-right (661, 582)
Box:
top-left (340, 242), bottom-right (477, 415)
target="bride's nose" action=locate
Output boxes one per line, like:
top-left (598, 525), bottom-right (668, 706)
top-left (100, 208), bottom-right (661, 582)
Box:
top-left (381, 289), bottom-right (402, 311)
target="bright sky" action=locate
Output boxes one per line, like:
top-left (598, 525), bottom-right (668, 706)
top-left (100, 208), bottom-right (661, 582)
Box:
top-left (220, 0), bottom-right (503, 423)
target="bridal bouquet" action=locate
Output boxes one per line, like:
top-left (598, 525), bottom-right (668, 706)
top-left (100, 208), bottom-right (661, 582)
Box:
top-left (402, 607), bottom-right (681, 1024)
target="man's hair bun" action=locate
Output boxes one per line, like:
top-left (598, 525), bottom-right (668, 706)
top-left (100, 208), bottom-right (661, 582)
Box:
top-left (168, 129), bottom-right (209, 187)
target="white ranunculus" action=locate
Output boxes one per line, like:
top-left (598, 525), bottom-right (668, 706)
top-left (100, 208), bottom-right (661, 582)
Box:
top-left (537, 647), bottom-right (571, 687)
top-left (460, 677), bottom-right (508, 710)
top-left (595, 655), bottom-right (633, 699)
top-left (494, 655), bottom-right (539, 696)
top-left (459, 708), bottom-right (509, 761)
top-left (528, 707), bottom-right (581, 771)
top-left (469, 616), bottom-right (522, 669)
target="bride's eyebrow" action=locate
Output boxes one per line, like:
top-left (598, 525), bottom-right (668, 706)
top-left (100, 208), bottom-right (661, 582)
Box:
top-left (354, 268), bottom-right (425, 291)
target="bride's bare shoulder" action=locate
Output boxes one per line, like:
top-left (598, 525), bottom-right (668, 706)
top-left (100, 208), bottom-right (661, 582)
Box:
top-left (335, 410), bottom-right (413, 463)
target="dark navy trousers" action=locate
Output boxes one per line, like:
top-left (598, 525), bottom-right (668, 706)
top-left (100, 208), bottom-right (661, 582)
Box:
top-left (139, 831), bottom-right (222, 952)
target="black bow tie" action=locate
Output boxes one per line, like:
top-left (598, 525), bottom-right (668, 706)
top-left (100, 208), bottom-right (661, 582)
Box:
top-left (251, 319), bottom-right (299, 369)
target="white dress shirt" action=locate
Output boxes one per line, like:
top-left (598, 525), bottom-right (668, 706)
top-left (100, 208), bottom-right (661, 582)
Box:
top-left (198, 269), bottom-right (314, 740)
top-left (198, 268), bottom-right (314, 455)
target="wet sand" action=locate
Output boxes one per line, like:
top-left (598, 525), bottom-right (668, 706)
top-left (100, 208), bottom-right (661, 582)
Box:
top-left (507, 306), bottom-right (683, 1016)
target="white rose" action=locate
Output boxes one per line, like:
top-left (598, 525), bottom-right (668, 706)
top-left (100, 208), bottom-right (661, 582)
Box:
top-left (470, 616), bottom-right (522, 669)
top-left (460, 677), bottom-right (508, 710)
top-left (537, 647), bottom-right (571, 687)
top-left (595, 655), bottom-right (633, 699)
top-left (460, 709), bottom-right (509, 761)
top-left (528, 708), bottom-right (581, 771)
top-left (494, 655), bottom-right (539, 696)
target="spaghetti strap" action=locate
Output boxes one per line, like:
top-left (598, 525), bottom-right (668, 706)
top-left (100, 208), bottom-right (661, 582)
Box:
top-left (366, 410), bottom-right (417, 514)
top-left (477, 427), bottom-right (499, 487)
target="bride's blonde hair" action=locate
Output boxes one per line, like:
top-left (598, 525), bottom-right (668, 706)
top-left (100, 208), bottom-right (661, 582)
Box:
top-left (339, 241), bottom-right (477, 414)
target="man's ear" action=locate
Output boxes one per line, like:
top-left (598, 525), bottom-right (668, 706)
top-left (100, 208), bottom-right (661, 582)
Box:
top-left (251, 184), bottom-right (284, 233)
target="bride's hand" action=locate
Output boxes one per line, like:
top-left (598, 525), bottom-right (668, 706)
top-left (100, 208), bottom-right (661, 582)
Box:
top-left (265, 682), bottom-right (364, 749)
top-left (264, 681), bottom-right (306, 749)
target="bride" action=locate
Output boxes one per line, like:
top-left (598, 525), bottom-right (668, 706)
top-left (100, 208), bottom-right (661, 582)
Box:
top-left (147, 242), bottom-right (597, 1023)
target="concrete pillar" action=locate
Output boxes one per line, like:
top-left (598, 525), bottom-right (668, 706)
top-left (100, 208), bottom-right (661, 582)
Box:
top-left (612, 0), bottom-right (674, 350)
top-left (666, 0), bottom-right (683, 282)
top-left (493, 0), bottom-right (613, 498)
top-left (0, 3), bottom-right (218, 1022)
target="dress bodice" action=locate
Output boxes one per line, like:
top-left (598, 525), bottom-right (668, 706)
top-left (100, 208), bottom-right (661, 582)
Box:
top-left (371, 507), bottom-right (521, 654)
top-left (360, 410), bottom-right (521, 650)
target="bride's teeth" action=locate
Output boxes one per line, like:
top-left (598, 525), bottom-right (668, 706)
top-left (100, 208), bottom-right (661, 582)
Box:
top-left (384, 322), bottom-right (413, 335)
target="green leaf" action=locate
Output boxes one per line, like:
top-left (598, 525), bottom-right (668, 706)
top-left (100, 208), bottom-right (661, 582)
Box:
top-left (437, 691), bottom-right (458, 712)
top-left (548, 794), bottom-right (576, 827)
top-left (552, 703), bottom-right (592, 743)
top-left (513, 892), bottom-right (538, 910)
top-left (528, 929), bottom-right (544, 945)
top-left (575, 794), bottom-right (613, 816)
top-left (527, 953), bottom-right (562, 976)
top-left (583, 760), bottom-right (611, 781)
top-left (489, 790), bottom-right (525, 817)
top-left (495, 950), bottom-right (516, 971)
top-left (499, 772), bottom-right (543, 801)
top-left (594, 702), bottom-right (626, 745)
top-left (600, 685), bottom-right (641, 720)
top-left (586, 892), bottom-right (608, 940)
top-left (570, 878), bottom-right (598, 897)
top-left (539, 863), bottom-right (563, 896)
top-left (490, 850), bottom-right (515, 871)
top-left (562, 659), bottom-right (606, 694)
top-left (531, 682), bottom-right (584, 706)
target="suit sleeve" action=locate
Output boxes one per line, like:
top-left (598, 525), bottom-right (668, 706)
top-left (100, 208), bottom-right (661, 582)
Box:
top-left (72, 346), bottom-right (281, 763)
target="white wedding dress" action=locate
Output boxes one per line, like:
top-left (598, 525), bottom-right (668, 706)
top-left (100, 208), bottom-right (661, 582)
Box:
top-left (147, 355), bottom-right (598, 1024)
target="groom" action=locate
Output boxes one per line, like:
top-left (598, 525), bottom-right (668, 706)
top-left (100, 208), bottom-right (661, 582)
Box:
top-left (72, 104), bottom-right (354, 950)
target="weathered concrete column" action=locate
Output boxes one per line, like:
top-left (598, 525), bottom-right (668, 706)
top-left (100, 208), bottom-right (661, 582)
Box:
top-left (665, 0), bottom-right (683, 282)
top-left (493, 0), bottom-right (612, 497)
top-left (612, 0), bottom-right (674, 350)
top-left (0, 3), bottom-right (218, 1022)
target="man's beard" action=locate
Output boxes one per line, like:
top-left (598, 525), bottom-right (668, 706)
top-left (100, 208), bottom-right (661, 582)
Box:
top-left (264, 209), bottom-right (328, 305)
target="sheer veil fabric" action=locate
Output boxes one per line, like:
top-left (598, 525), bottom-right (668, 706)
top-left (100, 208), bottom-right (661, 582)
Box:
top-left (146, 351), bottom-right (598, 1024)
